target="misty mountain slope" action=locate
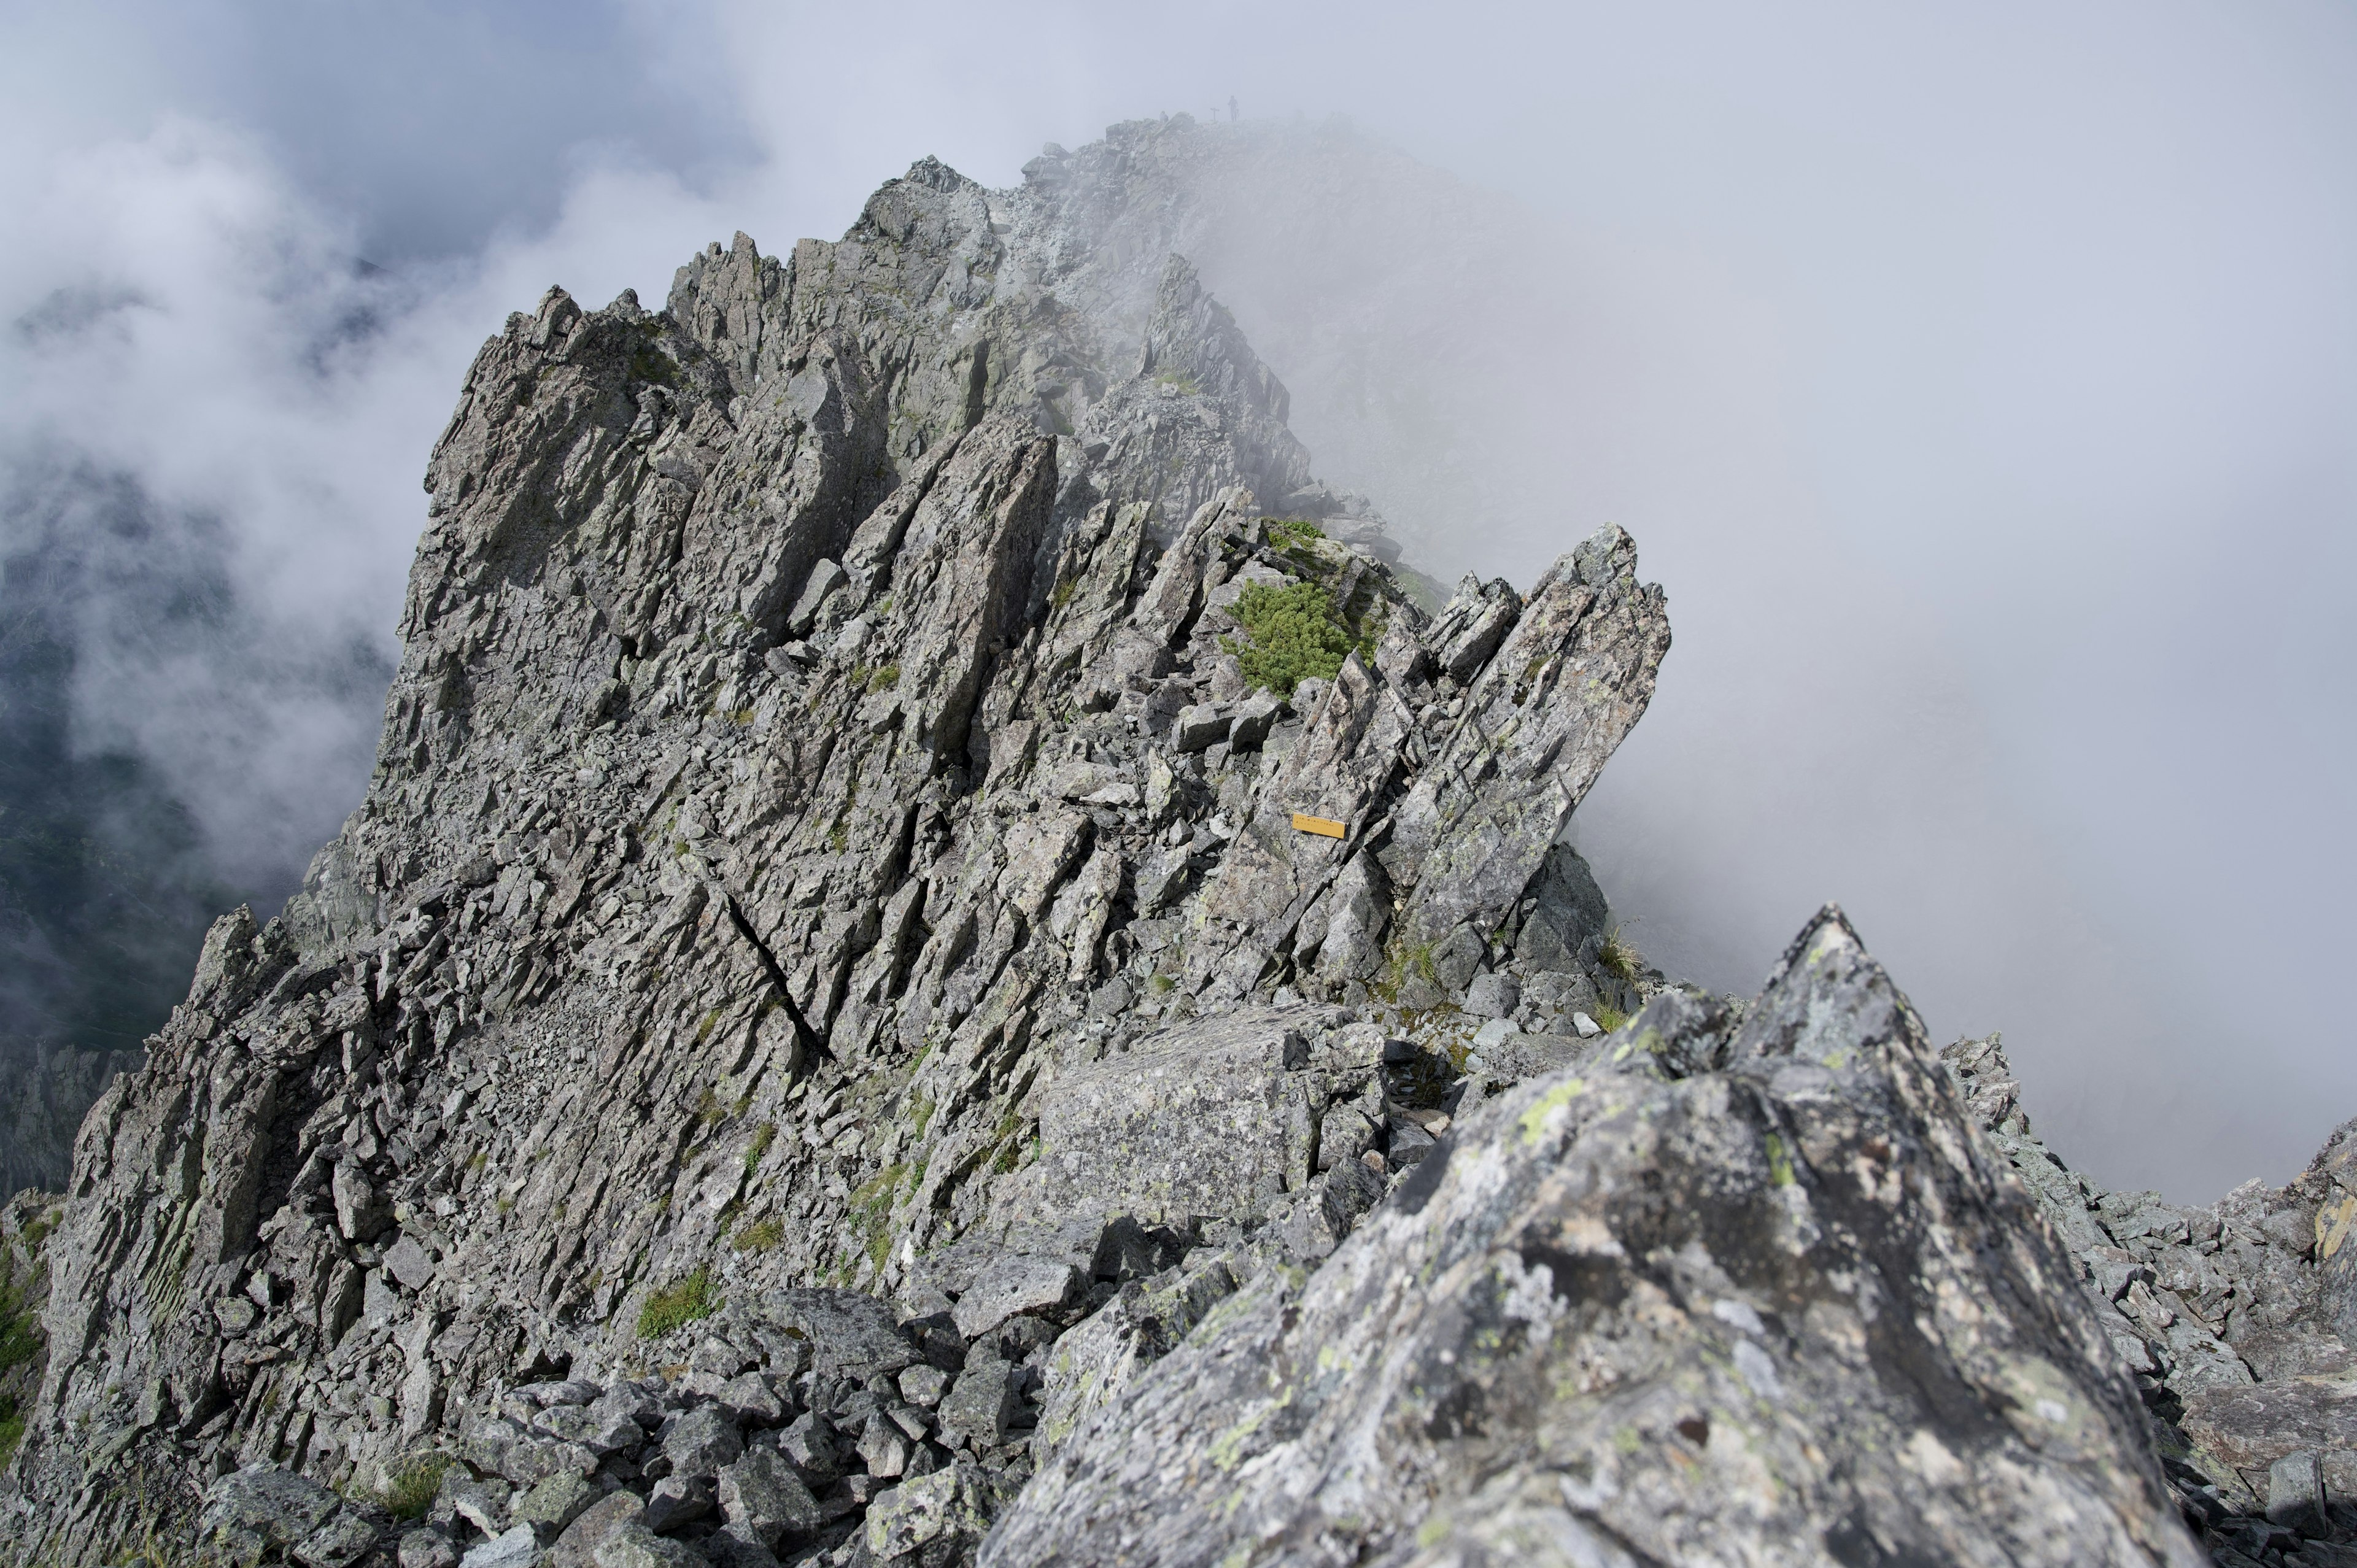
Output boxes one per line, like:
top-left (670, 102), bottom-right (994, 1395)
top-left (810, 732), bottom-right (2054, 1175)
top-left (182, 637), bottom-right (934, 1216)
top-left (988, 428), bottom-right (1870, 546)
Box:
top-left (0, 468), bottom-right (288, 1192)
top-left (0, 120), bottom-right (2337, 1568)
top-left (0, 446), bottom-right (399, 1195)
top-left (0, 126), bottom-right (1665, 1562)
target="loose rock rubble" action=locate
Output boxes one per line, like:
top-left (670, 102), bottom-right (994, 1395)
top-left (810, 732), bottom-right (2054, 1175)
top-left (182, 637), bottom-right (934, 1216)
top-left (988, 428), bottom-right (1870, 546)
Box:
top-left (0, 112), bottom-right (2331, 1568)
top-left (1949, 1036), bottom-right (2357, 1565)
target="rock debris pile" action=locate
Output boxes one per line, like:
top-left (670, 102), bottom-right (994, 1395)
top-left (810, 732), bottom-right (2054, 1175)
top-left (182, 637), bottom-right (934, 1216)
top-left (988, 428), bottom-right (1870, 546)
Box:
top-left (0, 115), bottom-right (2341, 1568)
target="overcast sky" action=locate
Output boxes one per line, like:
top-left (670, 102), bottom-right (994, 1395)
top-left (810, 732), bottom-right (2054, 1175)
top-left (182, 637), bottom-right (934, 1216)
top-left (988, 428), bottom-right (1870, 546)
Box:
top-left (3, 0), bottom-right (2351, 1200)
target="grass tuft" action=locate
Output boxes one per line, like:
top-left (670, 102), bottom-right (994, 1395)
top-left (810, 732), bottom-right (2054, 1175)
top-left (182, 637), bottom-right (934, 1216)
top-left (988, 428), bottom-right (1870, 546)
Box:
top-left (637, 1267), bottom-right (721, 1340)
top-left (1596, 927), bottom-right (1643, 986)
top-left (742, 1122), bottom-right (775, 1175)
top-left (381, 1453), bottom-right (451, 1521)
top-left (732, 1219), bottom-right (784, 1253)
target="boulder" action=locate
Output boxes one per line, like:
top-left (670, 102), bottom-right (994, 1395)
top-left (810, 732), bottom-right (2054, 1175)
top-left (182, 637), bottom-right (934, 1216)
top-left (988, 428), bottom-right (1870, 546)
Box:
top-left (864, 1460), bottom-right (994, 1567)
top-left (662, 1407), bottom-right (743, 1480)
top-left (551, 1489), bottom-right (646, 1568)
top-left (764, 1289), bottom-right (922, 1380)
top-left (950, 1253), bottom-right (1081, 1341)
top-left (716, 1447), bottom-right (822, 1547)
top-left (990, 1008), bottom-right (1326, 1231)
top-left (986, 908), bottom-right (2205, 1568)
top-left (936, 1357), bottom-right (1021, 1450)
top-left (460, 1525), bottom-right (540, 1568)
top-left (513, 1469), bottom-right (600, 1534)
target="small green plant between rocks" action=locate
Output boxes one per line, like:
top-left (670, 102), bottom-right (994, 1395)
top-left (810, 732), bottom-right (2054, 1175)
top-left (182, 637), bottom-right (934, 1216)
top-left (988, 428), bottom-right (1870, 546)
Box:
top-left (1596, 927), bottom-right (1643, 986)
top-left (637, 1267), bottom-right (721, 1339)
top-left (381, 1453), bottom-right (452, 1521)
top-left (732, 1218), bottom-right (784, 1253)
top-left (1223, 580), bottom-right (1356, 698)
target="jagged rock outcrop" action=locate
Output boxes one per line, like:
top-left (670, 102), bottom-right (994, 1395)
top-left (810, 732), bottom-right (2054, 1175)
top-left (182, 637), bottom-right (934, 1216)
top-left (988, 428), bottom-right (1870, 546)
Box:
top-left (3, 113), bottom-right (2310, 1568)
top-left (0, 122), bottom-right (1669, 1565)
top-left (0, 1041), bottom-right (140, 1195)
top-left (1947, 1037), bottom-right (2357, 1563)
top-left (986, 908), bottom-right (2207, 1568)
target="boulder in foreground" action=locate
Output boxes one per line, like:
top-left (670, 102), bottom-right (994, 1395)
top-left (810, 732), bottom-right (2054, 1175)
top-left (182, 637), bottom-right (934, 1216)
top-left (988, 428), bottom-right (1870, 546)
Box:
top-left (985, 907), bottom-right (2206, 1568)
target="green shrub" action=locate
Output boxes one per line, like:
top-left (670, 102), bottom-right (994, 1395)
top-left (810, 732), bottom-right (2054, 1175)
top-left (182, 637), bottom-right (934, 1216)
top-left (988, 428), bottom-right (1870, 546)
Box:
top-left (637, 1268), bottom-right (721, 1339)
top-left (1225, 581), bottom-right (1355, 698)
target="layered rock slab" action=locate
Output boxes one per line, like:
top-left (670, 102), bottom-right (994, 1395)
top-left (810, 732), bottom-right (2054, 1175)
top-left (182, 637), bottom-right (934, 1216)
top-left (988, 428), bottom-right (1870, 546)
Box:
top-left (986, 908), bottom-right (2204, 1568)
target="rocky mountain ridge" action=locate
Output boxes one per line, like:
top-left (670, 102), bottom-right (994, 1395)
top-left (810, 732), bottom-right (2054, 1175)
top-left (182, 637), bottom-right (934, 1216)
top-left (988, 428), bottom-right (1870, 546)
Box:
top-left (0, 117), bottom-right (2347, 1568)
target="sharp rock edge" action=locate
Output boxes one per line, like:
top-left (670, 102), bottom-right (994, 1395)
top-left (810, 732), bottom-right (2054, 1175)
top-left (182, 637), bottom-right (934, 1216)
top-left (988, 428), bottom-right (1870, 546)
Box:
top-left (0, 116), bottom-right (2336, 1568)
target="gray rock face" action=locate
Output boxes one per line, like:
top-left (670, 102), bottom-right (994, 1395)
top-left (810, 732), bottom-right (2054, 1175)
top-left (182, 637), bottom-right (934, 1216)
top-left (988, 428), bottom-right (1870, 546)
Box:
top-left (716, 1446), bottom-right (821, 1547)
top-left (988, 1008), bottom-right (1333, 1233)
top-left (0, 111), bottom-right (2262, 1568)
top-left (0, 1041), bottom-right (142, 1196)
top-left (1943, 1034), bottom-right (2357, 1558)
top-left (194, 1464), bottom-right (391, 1567)
top-left (986, 909), bottom-right (2204, 1568)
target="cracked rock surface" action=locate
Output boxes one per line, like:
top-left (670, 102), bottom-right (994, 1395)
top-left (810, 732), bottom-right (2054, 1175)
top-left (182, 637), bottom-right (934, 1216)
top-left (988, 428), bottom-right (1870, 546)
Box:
top-left (986, 909), bottom-right (2206, 1568)
top-left (0, 112), bottom-right (2320, 1568)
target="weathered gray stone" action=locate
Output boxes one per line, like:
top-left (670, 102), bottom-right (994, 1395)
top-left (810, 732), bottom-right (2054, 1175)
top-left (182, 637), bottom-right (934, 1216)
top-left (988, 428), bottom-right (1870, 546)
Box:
top-left (1226, 690), bottom-right (1282, 749)
top-left (1314, 1105), bottom-right (1375, 1170)
top-left (764, 1289), bottom-right (921, 1381)
top-left (198, 1464), bottom-right (343, 1551)
top-left (776, 1412), bottom-right (839, 1482)
top-left (536, 1400), bottom-right (643, 1455)
top-left (1388, 528), bottom-right (1671, 960)
top-left (333, 1160), bottom-right (390, 1242)
top-left (501, 1436), bottom-right (598, 1487)
top-left (1171, 702), bottom-right (1229, 752)
top-left (991, 1008), bottom-right (1325, 1230)
top-left (551, 1488), bottom-right (645, 1568)
top-left (399, 1528), bottom-right (462, 1568)
top-left (698, 1528), bottom-right (781, 1568)
top-left (2266, 1449), bottom-right (2326, 1535)
top-left (2180, 1377), bottom-right (2357, 1502)
top-left (294, 1506), bottom-right (385, 1568)
top-left (591, 1520), bottom-right (710, 1568)
top-left (662, 1406), bottom-right (743, 1480)
top-left (715, 1446), bottom-right (822, 1547)
top-left (936, 1357), bottom-right (1020, 1450)
top-left (786, 558), bottom-right (846, 638)
top-left (950, 1253), bottom-right (1080, 1341)
top-left (1032, 1254), bottom-right (1237, 1462)
top-left (898, 1365), bottom-right (949, 1408)
top-left (513, 1467), bottom-right (600, 1533)
top-left (1515, 840), bottom-right (1612, 973)
top-left (1463, 970), bottom-right (1519, 1018)
top-left (857, 1408), bottom-right (911, 1478)
top-left (987, 908), bottom-right (2205, 1568)
top-left (445, 1472), bottom-right (514, 1536)
top-left (640, 1474), bottom-right (713, 1533)
top-left (460, 1524), bottom-right (540, 1568)
top-left (383, 1233), bottom-right (436, 1291)
top-left (864, 1460), bottom-right (993, 1566)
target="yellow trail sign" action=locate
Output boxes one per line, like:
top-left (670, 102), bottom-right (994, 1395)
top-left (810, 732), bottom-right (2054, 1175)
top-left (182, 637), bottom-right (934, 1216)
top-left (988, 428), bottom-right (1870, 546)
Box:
top-left (1291, 813), bottom-right (1347, 839)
